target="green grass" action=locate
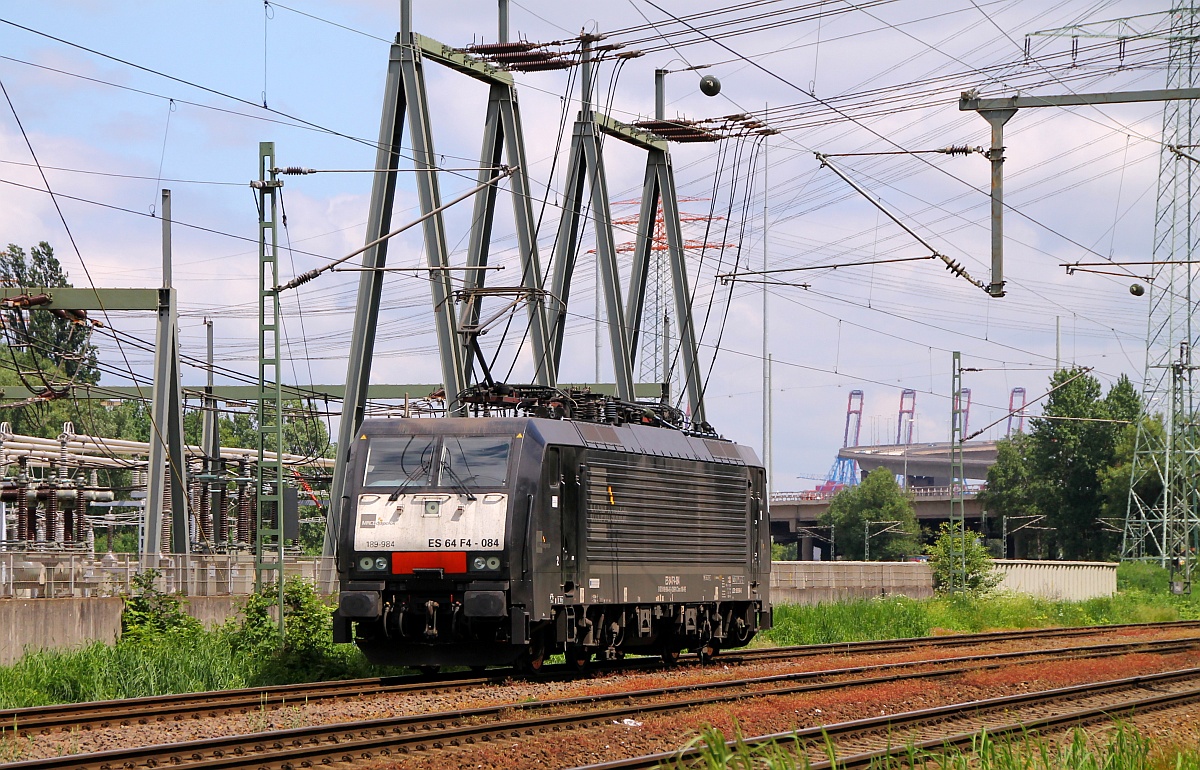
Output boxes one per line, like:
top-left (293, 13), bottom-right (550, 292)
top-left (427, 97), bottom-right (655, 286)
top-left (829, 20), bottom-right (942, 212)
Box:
top-left (765, 597), bottom-right (931, 646)
top-left (1118, 560), bottom-right (1174, 593)
top-left (0, 625), bottom-right (397, 710)
top-left (0, 635), bottom-right (248, 708)
top-left (768, 592), bottom-right (1194, 647)
top-left (0, 577), bottom-right (405, 710)
top-left (766, 563), bottom-right (1200, 647)
top-left (660, 724), bottom-right (1200, 769)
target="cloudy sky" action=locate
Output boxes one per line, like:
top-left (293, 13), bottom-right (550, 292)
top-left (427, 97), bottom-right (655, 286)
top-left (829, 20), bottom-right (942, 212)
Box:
top-left (0, 1), bottom-right (1177, 488)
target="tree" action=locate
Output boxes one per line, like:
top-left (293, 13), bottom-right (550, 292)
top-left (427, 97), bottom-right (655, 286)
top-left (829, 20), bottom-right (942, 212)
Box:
top-left (978, 431), bottom-right (1040, 526)
top-left (1100, 415), bottom-right (1163, 533)
top-left (0, 242), bottom-right (99, 383)
top-left (926, 522), bottom-right (1001, 594)
top-left (819, 467), bottom-right (919, 561)
top-left (985, 369), bottom-right (1142, 560)
top-left (1031, 370), bottom-right (1140, 559)
top-left (213, 401), bottom-right (332, 458)
top-left (978, 431), bottom-right (1054, 557)
top-left (282, 400), bottom-right (333, 459)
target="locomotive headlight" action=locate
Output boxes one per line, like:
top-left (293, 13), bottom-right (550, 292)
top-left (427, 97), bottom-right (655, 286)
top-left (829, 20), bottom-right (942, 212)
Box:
top-left (374, 557), bottom-right (388, 571)
top-left (472, 556), bottom-right (488, 571)
top-left (358, 556), bottom-right (374, 571)
top-left (486, 556), bottom-right (501, 570)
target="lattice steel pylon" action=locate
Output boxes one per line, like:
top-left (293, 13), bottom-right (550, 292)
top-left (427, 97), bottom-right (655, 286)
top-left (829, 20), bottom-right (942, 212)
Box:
top-left (609, 198), bottom-right (733, 399)
top-left (1123, 5), bottom-right (1200, 568)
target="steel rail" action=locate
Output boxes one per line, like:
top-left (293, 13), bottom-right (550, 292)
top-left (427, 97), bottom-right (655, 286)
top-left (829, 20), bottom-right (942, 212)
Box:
top-left (824, 685), bottom-right (1200, 769)
top-left (4, 619), bottom-right (1198, 738)
top-left (5, 635), bottom-right (1197, 770)
top-left (574, 667), bottom-right (1200, 769)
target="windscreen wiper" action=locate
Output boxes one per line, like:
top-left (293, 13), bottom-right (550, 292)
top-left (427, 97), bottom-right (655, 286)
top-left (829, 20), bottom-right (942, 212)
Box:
top-left (440, 462), bottom-right (478, 501)
top-left (387, 459), bottom-right (432, 502)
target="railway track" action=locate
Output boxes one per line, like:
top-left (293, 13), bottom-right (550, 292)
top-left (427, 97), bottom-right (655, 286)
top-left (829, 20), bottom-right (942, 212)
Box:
top-left (584, 666), bottom-right (1200, 769)
top-left (4, 629), bottom-right (1197, 770)
top-left (3, 619), bottom-right (1195, 739)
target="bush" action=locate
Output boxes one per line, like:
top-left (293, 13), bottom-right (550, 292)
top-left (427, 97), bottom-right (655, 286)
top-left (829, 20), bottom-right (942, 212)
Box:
top-left (926, 522), bottom-right (1001, 594)
top-left (121, 569), bottom-right (202, 644)
top-left (1117, 561), bottom-right (1170, 593)
top-left (226, 577), bottom-right (366, 684)
top-left (0, 578), bottom-right (399, 709)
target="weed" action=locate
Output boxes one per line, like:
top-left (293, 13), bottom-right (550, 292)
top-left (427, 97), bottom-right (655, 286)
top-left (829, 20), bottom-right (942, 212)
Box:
top-left (659, 723), bottom-right (1200, 770)
top-left (0, 724), bottom-right (35, 764)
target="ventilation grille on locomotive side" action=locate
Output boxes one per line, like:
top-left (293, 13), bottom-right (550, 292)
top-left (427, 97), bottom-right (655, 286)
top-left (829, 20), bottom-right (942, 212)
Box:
top-left (585, 451), bottom-right (749, 564)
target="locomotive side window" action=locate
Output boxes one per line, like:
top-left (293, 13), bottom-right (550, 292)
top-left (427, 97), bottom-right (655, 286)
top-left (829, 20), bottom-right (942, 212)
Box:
top-left (362, 436), bottom-right (436, 488)
top-left (438, 436), bottom-right (511, 487)
top-left (547, 447), bottom-right (561, 488)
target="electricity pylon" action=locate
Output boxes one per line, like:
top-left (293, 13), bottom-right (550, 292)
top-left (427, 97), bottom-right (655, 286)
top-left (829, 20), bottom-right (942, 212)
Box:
top-left (1114, 6), bottom-right (1200, 569)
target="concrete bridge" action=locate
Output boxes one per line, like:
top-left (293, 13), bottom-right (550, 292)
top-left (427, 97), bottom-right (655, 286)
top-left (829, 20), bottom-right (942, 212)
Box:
top-left (836, 440), bottom-right (998, 487)
top-left (768, 482), bottom-right (984, 542)
top-left (769, 485), bottom-right (988, 558)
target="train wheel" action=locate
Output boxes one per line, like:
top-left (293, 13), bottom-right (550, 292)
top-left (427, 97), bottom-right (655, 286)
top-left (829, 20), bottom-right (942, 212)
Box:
top-left (522, 648), bottom-right (546, 672)
top-left (660, 648), bottom-right (681, 667)
top-left (567, 647), bottom-right (591, 672)
top-left (519, 637), bottom-right (547, 673)
top-left (697, 644), bottom-right (717, 665)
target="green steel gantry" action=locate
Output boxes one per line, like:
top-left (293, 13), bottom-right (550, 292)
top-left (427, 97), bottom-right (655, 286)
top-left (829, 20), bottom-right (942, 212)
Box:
top-left (949, 351), bottom-right (968, 592)
top-left (255, 142), bottom-right (286, 620)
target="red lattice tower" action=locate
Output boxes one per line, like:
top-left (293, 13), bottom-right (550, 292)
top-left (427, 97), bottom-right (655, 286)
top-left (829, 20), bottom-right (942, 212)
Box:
top-left (610, 198), bottom-right (737, 385)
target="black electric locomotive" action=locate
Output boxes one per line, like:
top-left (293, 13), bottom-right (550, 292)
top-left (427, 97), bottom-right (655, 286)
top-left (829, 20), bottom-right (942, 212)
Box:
top-left (334, 386), bottom-right (771, 669)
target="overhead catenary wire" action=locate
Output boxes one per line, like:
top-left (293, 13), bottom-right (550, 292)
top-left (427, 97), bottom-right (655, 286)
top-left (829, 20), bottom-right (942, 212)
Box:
top-left (273, 165), bottom-right (517, 292)
top-left (717, 254), bottom-right (936, 283)
top-left (0, 3), bottom-right (1156, 450)
top-left (813, 153), bottom-right (988, 292)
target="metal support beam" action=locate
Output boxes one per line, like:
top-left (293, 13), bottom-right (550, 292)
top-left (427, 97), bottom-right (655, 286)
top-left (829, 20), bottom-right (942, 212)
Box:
top-left (547, 116), bottom-right (636, 400)
top-left (983, 109), bottom-right (1015, 298)
top-left (0, 287), bottom-right (160, 310)
top-left (622, 151), bottom-right (709, 422)
top-left (402, 34), bottom-right (468, 412)
top-left (255, 144), bottom-right (285, 615)
top-left (463, 83), bottom-right (554, 387)
top-left (949, 351), bottom-right (967, 592)
top-left (413, 33), bottom-right (513, 86)
top-left (593, 112), bottom-right (668, 152)
top-left (582, 125), bottom-right (634, 401)
top-left (960, 86), bottom-right (1200, 297)
top-left (624, 161), bottom-right (659, 361)
top-left (142, 189), bottom-right (188, 563)
top-left (961, 87), bottom-right (1200, 111)
top-left (326, 37), bottom-right (409, 578)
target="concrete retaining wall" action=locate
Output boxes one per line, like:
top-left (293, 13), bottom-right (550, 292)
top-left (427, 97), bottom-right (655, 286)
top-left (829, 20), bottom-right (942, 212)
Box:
top-left (0, 594), bottom-right (248, 665)
top-left (770, 561), bottom-right (935, 604)
top-left (770, 559), bottom-right (1117, 605)
top-left (0, 560), bottom-right (1120, 664)
top-left (0, 597), bottom-right (123, 666)
top-left (994, 560), bottom-right (1116, 600)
